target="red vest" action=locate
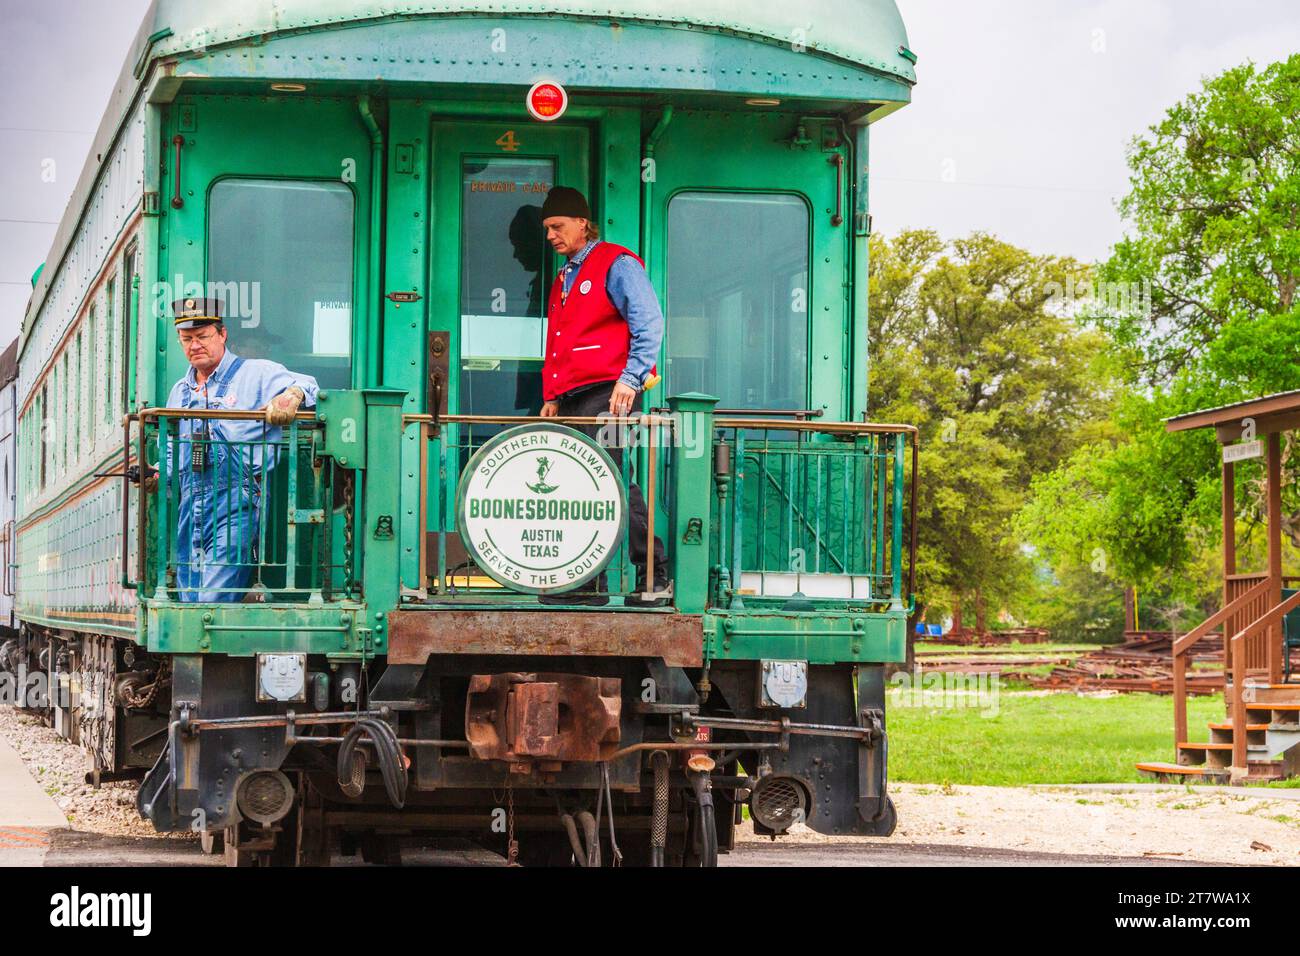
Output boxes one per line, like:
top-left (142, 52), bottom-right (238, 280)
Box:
top-left (542, 242), bottom-right (650, 401)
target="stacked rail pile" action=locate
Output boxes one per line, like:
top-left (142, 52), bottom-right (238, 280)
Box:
top-left (1006, 630), bottom-right (1224, 695)
top-left (927, 627), bottom-right (1051, 646)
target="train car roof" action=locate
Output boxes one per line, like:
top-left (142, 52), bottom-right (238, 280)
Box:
top-left (140, 0), bottom-right (916, 81)
top-left (23, 0), bottom-right (915, 352)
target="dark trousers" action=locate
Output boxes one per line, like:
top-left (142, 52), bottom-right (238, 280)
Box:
top-left (555, 380), bottom-right (667, 587)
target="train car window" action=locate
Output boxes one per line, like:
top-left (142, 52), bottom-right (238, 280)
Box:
top-left (121, 245), bottom-right (137, 420)
top-left (208, 179), bottom-right (356, 389)
top-left (39, 386), bottom-right (47, 490)
top-left (457, 156), bottom-right (553, 421)
top-left (62, 355), bottom-right (71, 469)
top-left (666, 192), bottom-right (809, 410)
top-left (103, 277), bottom-right (114, 426)
top-left (86, 310), bottom-right (97, 439)
top-left (73, 334), bottom-right (82, 460)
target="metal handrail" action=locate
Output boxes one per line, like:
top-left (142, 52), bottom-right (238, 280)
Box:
top-left (134, 408), bottom-right (317, 422)
top-left (403, 412), bottom-right (678, 429)
top-left (714, 418), bottom-right (917, 435)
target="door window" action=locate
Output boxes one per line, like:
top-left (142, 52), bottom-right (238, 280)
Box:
top-left (457, 157), bottom-right (554, 419)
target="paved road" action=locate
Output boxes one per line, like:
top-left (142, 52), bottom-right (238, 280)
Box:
top-left (0, 734), bottom-right (66, 866)
top-left (0, 733), bottom-right (1219, 868)
top-left (7, 829), bottom-right (1208, 867)
top-left (723, 841), bottom-right (1209, 867)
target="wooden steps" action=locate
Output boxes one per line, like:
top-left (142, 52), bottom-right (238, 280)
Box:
top-left (1207, 723), bottom-right (1267, 747)
top-left (1134, 762), bottom-right (1229, 784)
top-left (1139, 711), bottom-right (1299, 783)
top-left (1241, 682), bottom-right (1300, 706)
top-left (1176, 739), bottom-right (1268, 770)
top-left (1244, 702), bottom-right (1300, 729)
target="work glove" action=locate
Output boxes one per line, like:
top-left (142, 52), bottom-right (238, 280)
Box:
top-left (264, 386), bottom-right (305, 426)
top-left (124, 464), bottom-right (158, 494)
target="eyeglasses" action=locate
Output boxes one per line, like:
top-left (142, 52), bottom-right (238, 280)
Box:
top-left (179, 328), bottom-right (221, 346)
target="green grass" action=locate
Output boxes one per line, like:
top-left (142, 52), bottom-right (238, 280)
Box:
top-left (887, 690), bottom-right (1225, 786)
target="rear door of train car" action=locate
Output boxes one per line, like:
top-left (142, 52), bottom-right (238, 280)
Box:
top-left (402, 116), bottom-right (590, 590)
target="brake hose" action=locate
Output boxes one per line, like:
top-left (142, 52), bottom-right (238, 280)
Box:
top-left (337, 718), bottom-right (408, 809)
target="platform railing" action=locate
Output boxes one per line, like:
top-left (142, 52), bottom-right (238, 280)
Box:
top-left (131, 409), bottom-right (351, 603)
top-left (406, 411), bottom-right (679, 605)
top-left (711, 418), bottom-right (917, 610)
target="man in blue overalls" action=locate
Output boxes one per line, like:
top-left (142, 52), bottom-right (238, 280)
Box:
top-left (160, 298), bottom-right (319, 602)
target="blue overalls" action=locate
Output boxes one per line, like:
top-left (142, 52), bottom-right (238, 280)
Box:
top-left (164, 351), bottom-right (319, 602)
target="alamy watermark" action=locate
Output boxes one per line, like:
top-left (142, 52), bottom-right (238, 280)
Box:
top-left (593, 411), bottom-right (709, 460)
top-left (1045, 275), bottom-right (1152, 317)
top-left (890, 666), bottom-right (1001, 717)
top-left (151, 277), bottom-right (262, 328)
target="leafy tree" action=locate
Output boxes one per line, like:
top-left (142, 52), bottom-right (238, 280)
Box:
top-left (1098, 54), bottom-right (1300, 386)
top-left (1023, 55), bottom-right (1300, 597)
top-left (869, 231), bottom-right (1113, 632)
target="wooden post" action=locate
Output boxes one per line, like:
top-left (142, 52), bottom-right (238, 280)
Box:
top-left (1268, 432), bottom-right (1283, 683)
top-left (1124, 587), bottom-right (1137, 632)
top-left (1232, 635), bottom-right (1249, 777)
top-left (1222, 459), bottom-right (1235, 706)
top-left (1173, 653), bottom-right (1188, 755)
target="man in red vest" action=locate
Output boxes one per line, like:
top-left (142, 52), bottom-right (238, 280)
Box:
top-left (539, 186), bottom-right (667, 606)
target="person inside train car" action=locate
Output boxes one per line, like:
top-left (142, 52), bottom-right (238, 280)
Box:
top-left (537, 186), bottom-right (668, 607)
top-left (150, 297), bottom-right (319, 602)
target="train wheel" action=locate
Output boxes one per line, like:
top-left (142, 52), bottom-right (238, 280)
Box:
top-left (876, 796), bottom-right (898, 837)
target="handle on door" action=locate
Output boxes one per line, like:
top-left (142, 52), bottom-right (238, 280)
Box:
top-left (828, 153), bottom-right (844, 228)
top-left (427, 330), bottom-right (450, 425)
top-left (171, 135), bottom-right (185, 209)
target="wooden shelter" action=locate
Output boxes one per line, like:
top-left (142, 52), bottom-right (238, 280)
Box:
top-left (1140, 391), bottom-right (1300, 783)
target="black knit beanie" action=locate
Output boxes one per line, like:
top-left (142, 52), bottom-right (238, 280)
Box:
top-left (540, 186), bottom-right (592, 220)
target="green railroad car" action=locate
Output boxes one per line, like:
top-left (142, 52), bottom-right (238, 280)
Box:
top-left (9, 0), bottom-right (918, 866)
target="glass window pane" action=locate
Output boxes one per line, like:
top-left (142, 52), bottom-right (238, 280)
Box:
top-left (104, 278), bottom-right (114, 425)
top-left (666, 193), bottom-right (809, 410)
top-left (458, 157), bottom-right (553, 420)
top-left (208, 179), bottom-right (355, 389)
top-left (87, 309), bottom-right (97, 432)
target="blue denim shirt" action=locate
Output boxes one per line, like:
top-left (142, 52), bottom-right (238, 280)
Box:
top-left (560, 240), bottom-right (664, 391)
top-left (165, 349), bottom-right (320, 473)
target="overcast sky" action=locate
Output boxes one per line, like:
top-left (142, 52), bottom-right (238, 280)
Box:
top-left (2, 0), bottom-right (1298, 345)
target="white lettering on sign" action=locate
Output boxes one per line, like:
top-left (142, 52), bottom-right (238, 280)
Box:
top-left (1223, 440), bottom-right (1263, 463)
top-left (458, 424), bottom-right (626, 594)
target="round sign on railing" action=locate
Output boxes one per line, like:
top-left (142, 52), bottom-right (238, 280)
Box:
top-left (457, 424), bottom-right (627, 594)
top-left (526, 80), bottom-right (568, 122)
